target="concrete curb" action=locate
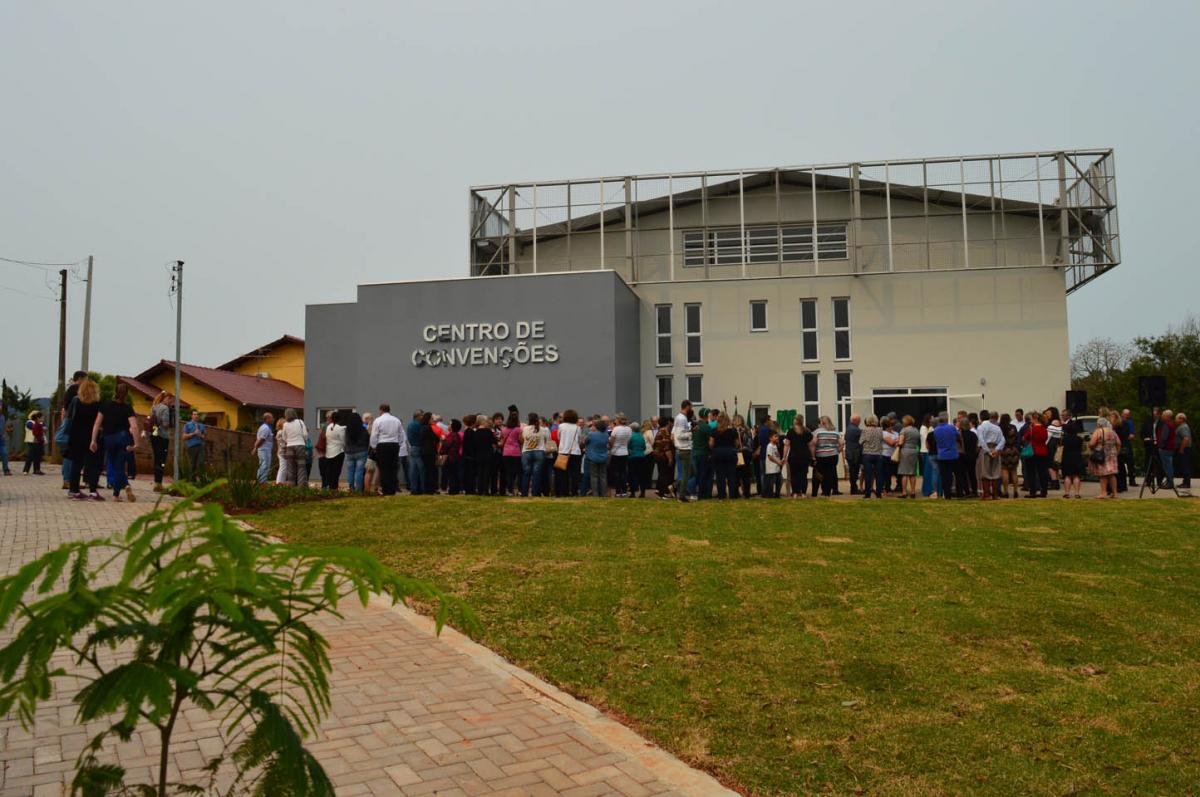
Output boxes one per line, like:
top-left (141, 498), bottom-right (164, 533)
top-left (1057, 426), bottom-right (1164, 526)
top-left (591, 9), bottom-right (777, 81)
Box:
top-left (370, 593), bottom-right (739, 797)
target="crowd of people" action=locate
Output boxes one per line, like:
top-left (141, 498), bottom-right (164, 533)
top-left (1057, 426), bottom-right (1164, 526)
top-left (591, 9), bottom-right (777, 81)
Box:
top-left (249, 399), bottom-right (1192, 501)
top-left (11, 371), bottom-right (1191, 504)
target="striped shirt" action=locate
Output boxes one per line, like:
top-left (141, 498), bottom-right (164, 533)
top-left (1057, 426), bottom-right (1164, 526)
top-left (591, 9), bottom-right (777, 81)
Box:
top-left (814, 428), bottom-right (841, 458)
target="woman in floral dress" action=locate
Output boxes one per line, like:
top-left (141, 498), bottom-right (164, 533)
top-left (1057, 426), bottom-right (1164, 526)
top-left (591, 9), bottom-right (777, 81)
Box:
top-left (1088, 416), bottom-right (1120, 499)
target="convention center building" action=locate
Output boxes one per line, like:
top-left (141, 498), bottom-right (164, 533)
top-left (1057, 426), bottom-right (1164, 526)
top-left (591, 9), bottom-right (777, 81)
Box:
top-left (305, 149), bottom-right (1120, 428)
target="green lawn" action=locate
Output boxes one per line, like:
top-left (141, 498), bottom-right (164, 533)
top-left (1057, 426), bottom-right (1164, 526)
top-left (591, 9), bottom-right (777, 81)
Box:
top-left (249, 497), bottom-right (1200, 796)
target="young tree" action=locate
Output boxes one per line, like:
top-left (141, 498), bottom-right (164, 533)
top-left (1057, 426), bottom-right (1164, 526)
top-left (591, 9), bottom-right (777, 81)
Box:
top-left (0, 485), bottom-right (473, 796)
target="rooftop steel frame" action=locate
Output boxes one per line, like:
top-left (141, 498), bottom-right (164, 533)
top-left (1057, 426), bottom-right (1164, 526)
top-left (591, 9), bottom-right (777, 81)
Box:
top-left (468, 149), bottom-right (1119, 294)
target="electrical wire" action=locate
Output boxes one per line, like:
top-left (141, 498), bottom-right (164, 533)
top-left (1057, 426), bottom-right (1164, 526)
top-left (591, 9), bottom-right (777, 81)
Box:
top-left (0, 282), bottom-right (56, 301)
top-left (0, 255), bottom-right (86, 270)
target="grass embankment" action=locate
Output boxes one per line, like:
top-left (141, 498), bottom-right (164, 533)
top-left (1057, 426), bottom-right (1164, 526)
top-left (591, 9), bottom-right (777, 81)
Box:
top-left (250, 498), bottom-right (1200, 796)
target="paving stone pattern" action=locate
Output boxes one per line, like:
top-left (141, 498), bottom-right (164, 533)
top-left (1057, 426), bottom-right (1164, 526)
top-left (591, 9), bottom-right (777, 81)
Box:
top-left (0, 470), bottom-right (732, 797)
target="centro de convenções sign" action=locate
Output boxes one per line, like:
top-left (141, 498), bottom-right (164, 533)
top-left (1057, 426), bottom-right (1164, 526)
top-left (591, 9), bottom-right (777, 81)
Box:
top-left (411, 321), bottom-right (560, 369)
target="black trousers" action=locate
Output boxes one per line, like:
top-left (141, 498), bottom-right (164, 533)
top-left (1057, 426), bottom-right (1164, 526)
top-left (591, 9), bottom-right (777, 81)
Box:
top-left (503, 456), bottom-right (521, 494)
top-left (321, 453), bottom-right (344, 490)
top-left (711, 448), bottom-right (738, 499)
top-left (462, 457), bottom-right (477, 494)
top-left (763, 472), bottom-right (781, 498)
top-left (1120, 447), bottom-right (1137, 486)
top-left (955, 458), bottom-right (974, 497)
top-left (446, 459), bottom-right (462, 494)
top-left (610, 455), bottom-right (629, 494)
top-left (1026, 455), bottom-right (1049, 496)
top-left (69, 447), bottom-right (103, 493)
top-left (422, 454), bottom-right (438, 494)
top-left (846, 451), bottom-right (862, 494)
top-left (736, 460), bottom-right (753, 498)
top-left (376, 443), bottom-right (399, 495)
top-left (815, 457), bottom-right (837, 496)
top-left (24, 442), bottom-right (44, 474)
top-left (554, 453), bottom-right (582, 497)
top-left (936, 458), bottom-right (957, 497)
top-left (150, 436), bottom-right (168, 484)
top-left (474, 454), bottom-right (493, 495)
top-left (788, 459), bottom-right (808, 496)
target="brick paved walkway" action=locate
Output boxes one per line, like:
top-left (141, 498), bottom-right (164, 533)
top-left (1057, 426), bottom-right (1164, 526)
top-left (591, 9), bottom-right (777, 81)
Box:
top-left (0, 469), bottom-right (734, 797)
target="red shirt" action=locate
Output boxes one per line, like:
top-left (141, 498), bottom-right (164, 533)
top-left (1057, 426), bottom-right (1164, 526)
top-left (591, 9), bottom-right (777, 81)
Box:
top-left (1028, 423), bottom-right (1049, 456)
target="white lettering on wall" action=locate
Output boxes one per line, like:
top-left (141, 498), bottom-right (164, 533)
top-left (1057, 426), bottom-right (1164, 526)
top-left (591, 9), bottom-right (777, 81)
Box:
top-left (410, 320), bottom-right (560, 369)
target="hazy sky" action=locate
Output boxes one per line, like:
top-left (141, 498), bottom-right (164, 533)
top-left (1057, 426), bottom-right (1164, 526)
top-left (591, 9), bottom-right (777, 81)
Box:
top-left (3, 1), bottom-right (1198, 396)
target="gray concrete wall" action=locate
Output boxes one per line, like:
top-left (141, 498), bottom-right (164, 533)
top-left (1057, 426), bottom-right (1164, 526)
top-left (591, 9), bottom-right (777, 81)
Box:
top-left (305, 271), bottom-right (641, 423)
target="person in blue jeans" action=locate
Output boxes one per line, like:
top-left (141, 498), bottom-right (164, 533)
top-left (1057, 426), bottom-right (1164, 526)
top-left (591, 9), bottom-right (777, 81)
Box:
top-left (932, 412), bottom-right (960, 499)
top-left (253, 412), bottom-right (275, 483)
top-left (0, 408), bottom-right (10, 475)
top-left (520, 413), bottom-right (548, 496)
top-left (342, 411), bottom-right (369, 492)
top-left (406, 410), bottom-right (425, 494)
top-left (182, 410), bottom-right (206, 482)
top-left (859, 415), bottom-right (884, 498)
top-left (585, 419), bottom-right (610, 497)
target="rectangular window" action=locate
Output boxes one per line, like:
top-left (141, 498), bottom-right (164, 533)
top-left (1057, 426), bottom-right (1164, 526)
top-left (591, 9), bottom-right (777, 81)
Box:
top-left (687, 375), bottom-right (703, 405)
top-left (833, 297), bottom-right (851, 360)
top-left (655, 304), bottom-right (672, 366)
top-left (682, 230), bottom-right (705, 267)
top-left (683, 223), bottom-right (847, 266)
top-left (657, 376), bottom-right (673, 417)
top-left (750, 300), bottom-right (768, 333)
top-left (836, 371), bottom-right (852, 432)
top-left (803, 372), bottom-right (820, 430)
top-left (800, 299), bottom-right (818, 362)
top-left (685, 303), bottom-right (702, 365)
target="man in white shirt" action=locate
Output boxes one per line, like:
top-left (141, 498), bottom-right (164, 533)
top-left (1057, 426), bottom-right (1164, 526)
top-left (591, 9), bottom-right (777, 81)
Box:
top-left (672, 400), bottom-right (694, 502)
top-left (369, 403), bottom-right (403, 496)
top-left (976, 411), bottom-right (1004, 500)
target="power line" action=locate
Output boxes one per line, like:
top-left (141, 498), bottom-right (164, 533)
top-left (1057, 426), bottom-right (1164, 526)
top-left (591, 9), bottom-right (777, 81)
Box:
top-left (0, 255), bottom-right (86, 270)
top-left (0, 282), bottom-right (56, 301)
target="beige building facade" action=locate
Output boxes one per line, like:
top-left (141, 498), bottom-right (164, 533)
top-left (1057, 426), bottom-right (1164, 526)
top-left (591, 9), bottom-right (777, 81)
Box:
top-left (463, 150), bottom-right (1119, 425)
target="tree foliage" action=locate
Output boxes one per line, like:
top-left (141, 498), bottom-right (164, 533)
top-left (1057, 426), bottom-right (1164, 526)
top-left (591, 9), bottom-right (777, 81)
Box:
top-left (0, 484), bottom-right (474, 796)
top-left (1071, 315), bottom-right (1199, 469)
top-left (2, 379), bottom-right (36, 419)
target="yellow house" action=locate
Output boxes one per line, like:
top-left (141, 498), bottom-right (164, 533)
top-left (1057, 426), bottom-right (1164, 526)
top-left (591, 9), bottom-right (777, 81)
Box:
top-left (217, 335), bottom-right (305, 389)
top-left (119, 336), bottom-right (305, 430)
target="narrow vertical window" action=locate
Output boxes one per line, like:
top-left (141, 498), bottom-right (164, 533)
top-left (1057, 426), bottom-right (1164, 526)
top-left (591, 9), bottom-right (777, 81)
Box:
top-left (687, 375), bottom-right (703, 404)
top-left (836, 371), bottom-right (852, 432)
top-left (750, 300), bottom-right (768, 333)
top-left (657, 376), bottom-right (673, 417)
top-left (685, 303), bottom-right (702, 365)
top-left (656, 304), bottom-right (672, 366)
top-left (833, 297), bottom-right (851, 360)
top-left (803, 372), bottom-right (820, 429)
top-left (800, 299), bottom-right (818, 362)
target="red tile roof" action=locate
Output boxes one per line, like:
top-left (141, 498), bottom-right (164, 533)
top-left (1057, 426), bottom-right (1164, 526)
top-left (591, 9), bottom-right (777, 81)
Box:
top-left (135, 361), bottom-right (304, 409)
top-left (117, 376), bottom-right (189, 408)
top-left (217, 334), bottom-right (304, 372)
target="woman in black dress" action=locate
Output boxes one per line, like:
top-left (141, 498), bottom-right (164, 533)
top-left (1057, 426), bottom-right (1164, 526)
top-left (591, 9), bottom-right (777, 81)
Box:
top-left (1060, 415), bottom-right (1085, 498)
top-left (67, 378), bottom-right (104, 500)
top-left (783, 417), bottom-right (813, 498)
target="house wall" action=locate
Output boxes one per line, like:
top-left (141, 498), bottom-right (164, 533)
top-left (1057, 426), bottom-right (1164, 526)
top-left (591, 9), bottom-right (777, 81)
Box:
top-left (227, 341), bottom-right (306, 389)
top-left (145, 373), bottom-right (239, 429)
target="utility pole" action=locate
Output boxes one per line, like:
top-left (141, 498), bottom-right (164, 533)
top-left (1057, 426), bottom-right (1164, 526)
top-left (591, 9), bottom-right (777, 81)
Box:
top-left (53, 269), bottom-right (67, 456)
top-left (80, 255), bottom-right (94, 371)
top-left (171, 261), bottom-right (184, 483)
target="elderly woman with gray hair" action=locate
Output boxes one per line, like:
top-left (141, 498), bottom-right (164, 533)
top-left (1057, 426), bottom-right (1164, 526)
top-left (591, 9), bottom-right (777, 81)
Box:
top-left (859, 415), bottom-right (884, 499)
top-left (280, 408), bottom-right (310, 487)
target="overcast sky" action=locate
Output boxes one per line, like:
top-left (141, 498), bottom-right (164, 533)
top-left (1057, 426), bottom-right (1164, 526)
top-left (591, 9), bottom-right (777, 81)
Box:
top-left (3, 1), bottom-right (1197, 397)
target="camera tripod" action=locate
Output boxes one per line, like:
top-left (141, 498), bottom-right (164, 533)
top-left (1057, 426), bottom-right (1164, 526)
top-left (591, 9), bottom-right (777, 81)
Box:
top-left (1137, 451), bottom-right (1186, 499)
